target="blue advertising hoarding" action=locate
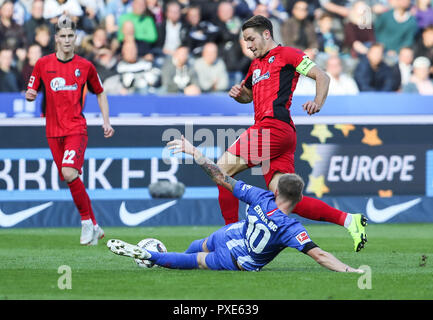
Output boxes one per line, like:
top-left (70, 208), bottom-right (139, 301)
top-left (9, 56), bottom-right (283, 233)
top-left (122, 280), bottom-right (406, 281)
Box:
top-left (1, 92), bottom-right (433, 118)
top-left (0, 121), bottom-right (432, 227)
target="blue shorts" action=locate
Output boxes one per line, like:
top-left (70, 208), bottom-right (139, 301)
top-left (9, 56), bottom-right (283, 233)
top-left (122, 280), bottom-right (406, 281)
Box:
top-left (204, 225), bottom-right (240, 271)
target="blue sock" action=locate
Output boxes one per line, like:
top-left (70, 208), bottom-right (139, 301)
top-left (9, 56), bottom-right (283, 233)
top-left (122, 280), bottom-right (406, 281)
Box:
top-left (184, 239), bottom-right (205, 253)
top-left (148, 251), bottom-right (199, 269)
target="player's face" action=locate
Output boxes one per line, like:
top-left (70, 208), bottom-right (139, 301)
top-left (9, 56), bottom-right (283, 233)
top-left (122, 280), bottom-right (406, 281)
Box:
top-left (243, 28), bottom-right (268, 58)
top-left (55, 28), bottom-right (76, 54)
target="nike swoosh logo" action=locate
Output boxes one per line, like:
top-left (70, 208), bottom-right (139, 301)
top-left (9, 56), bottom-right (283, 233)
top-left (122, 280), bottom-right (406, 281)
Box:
top-left (119, 200), bottom-right (177, 226)
top-left (0, 202), bottom-right (53, 227)
top-left (366, 198), bottom-right (421, 223)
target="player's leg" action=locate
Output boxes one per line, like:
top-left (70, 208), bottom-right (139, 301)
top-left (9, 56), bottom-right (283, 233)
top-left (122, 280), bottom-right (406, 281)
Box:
top-left (263, 118), bottom-right (368, 252)
top-left (268, 172), bottom-right (347, 225)
top-left (62, 135), bottom-right (98, 226)
top-left (216, 151), bottom-right (249, 225)
top-left (262, 120), bottom-right (351, 228)
top-left (184, 238), bottom-right (206, 253)
top-left (201, 224), bottom-right (241, 270)
top-left (108, 229), bottom-right (240, 270)
top-left (217, 124), bottom-right (264, 225)
top-left (60, 135), bottom-right (103, 245)
top-left (185, 223), bottom-right (227, 254)
top-left (109, 225), bottom-right (240, 270)
top-left (268, 172), bottom-right (367, 252)
top-left (107, 239), bottom-right (203, 269)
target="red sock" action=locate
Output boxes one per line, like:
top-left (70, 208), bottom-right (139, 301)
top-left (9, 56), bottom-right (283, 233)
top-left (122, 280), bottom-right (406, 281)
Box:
top-left (293, 196), bottom-right (347, 226)
top-left (87, 195), bottom-right (97, 225)
top-left (68, 178), bottom-right (92, 222)
top-left (218, 184), bottom-right (239, 225)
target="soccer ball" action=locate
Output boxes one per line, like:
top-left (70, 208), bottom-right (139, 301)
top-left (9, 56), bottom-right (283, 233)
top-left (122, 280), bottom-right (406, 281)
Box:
top-left (134, 238), bottom-right (167, 269)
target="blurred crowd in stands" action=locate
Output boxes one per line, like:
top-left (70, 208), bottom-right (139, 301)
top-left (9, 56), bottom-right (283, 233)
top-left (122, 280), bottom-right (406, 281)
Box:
top-left (0, 0), bottom-right (432, 95)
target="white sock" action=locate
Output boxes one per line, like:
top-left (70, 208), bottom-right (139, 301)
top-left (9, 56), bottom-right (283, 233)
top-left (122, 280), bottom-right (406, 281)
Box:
top-left (344, 214), bottom-right (353, 228)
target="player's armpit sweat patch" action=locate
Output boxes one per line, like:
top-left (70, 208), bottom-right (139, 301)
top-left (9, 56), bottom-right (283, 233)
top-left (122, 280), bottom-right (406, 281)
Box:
top-left (296, 57), bottom-right (316, 76)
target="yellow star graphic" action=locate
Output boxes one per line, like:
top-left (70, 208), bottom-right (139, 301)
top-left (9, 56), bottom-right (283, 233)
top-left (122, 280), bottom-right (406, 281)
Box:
top-left (310, 124), bottom-right (333, 144)
top-left (334, 124), bottom-right (355, 137)
top-left (306, 174), bottom-right (330, 198)
top-left (378, 190), bottom-right (393, 197)
top-left (300, 143), bottom-right (322, 168)
top-left (362, 128), bottom-right (382, 146)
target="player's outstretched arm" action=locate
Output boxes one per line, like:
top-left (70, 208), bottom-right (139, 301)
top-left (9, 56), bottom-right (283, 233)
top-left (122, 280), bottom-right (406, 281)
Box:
top-left (167, 135), bottom-right (238, 192)
top-left (306, 247), bottom-right (364, 273)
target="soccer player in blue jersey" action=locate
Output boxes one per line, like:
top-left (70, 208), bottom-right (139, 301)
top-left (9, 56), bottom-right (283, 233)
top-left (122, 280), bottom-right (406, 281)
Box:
top-left (107, 136), bottom-right (364, 273)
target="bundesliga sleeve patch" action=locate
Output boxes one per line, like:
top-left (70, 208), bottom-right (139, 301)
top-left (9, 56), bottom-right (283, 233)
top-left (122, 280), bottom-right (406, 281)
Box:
top-left (296, 231), bottom-right (312, 245)
top-left (296, 57), bottom-right (316, 76)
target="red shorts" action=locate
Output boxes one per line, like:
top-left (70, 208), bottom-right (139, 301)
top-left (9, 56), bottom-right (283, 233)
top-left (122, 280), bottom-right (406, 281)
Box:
top-left (47, 134), bottom-right (88, 181)
top-left (227, 118), bottom-right (296, 187)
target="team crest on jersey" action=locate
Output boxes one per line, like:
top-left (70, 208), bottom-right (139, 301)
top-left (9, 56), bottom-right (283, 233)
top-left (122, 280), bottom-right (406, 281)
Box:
top-left (252, 69), bottom-right (270, 85)
top-left (50, 77), bottom-right (78, 92)
top-left (268, 56), bottom-right (275, 64)
top-left (75, 68), bottom-right (81, 77)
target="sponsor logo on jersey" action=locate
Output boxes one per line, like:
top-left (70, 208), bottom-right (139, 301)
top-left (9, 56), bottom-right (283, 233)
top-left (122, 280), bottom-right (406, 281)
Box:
top-left (252, 69), bottom-right (270, 85)
top-left (296, 231), bottom-right (311, 245)
top-left (50, 77), bottom-right (78, 91)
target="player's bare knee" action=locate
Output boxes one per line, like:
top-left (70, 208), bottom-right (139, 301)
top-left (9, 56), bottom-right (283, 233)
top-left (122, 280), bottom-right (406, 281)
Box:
top-left (216, 156), bottom-right (233, 174)
top-left (197, 252), bottom-right (209, 269)
top-left (62, 167), bottom-right (79, 183)
top-left (217, 153), bottom-right (246, 177)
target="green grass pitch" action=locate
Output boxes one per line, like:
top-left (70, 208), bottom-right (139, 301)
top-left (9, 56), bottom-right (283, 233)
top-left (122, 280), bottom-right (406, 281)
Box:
top-left (0, 224), bottom-right (432, 300)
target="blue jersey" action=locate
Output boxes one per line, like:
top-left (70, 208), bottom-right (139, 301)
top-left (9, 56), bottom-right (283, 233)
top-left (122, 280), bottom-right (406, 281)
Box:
top-left (225, 180), bottom-right (316, 271)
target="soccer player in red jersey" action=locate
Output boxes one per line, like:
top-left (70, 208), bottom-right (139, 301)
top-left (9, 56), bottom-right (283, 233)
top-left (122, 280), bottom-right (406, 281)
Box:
top-left (218, 15), bottom-right (367, 252)
top-left (25, 15), bottom-right (115, 246)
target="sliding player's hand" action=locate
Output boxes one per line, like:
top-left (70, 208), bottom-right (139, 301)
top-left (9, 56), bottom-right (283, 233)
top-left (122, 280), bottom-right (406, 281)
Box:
top-left (167, 135), bottom-right (196, 156)
top-left (302, 101), bottom-right (321, 115)
top-left (102, 123), bottom-right (115, 138)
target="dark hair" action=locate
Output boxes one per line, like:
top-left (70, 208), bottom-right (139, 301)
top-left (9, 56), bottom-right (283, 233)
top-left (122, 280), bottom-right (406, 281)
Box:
top-left (424, 25), bottom-right (433, 32)
top-left (55, 15), bottom-right (77, 33)
top-left (241, 15), bottom-right (274, 39)
top-left (277, 174), bottom-right (304, 204)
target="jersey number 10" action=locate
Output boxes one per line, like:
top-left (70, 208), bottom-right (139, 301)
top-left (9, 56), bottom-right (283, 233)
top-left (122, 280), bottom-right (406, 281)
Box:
top-left (245, 215), bottom-right (271, 254)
